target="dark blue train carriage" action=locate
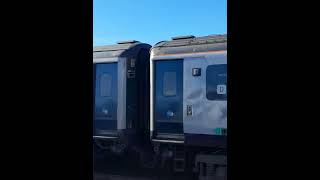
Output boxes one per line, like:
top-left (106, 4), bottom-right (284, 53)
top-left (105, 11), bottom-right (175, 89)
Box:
top-left (93, 40), bottom-right (151, 155)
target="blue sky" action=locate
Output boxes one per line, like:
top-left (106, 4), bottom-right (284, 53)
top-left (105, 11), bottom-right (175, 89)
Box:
top-left (94, 0), bottom-right (227, 46)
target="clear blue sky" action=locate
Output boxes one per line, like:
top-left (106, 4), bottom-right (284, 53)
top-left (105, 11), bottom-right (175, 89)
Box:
top-left (94, 0), bottom-right (227, 46)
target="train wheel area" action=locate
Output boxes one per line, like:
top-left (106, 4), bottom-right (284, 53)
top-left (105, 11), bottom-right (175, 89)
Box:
top-left (94, 150), bottom-right (194, 180)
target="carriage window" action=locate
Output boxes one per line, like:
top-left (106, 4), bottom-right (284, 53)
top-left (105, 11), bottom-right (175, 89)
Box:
top-left (206, 64), bottom-right (227, 100)
top-left (163, 71), bottom-right (177, 96)
top-left (100, 73), bottom-right (112, 97)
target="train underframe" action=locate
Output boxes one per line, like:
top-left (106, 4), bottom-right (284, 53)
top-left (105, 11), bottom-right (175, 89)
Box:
top-left (151, 141), bottom-right (227, 180)
top-left (93, 137), bottom-right (227, 180)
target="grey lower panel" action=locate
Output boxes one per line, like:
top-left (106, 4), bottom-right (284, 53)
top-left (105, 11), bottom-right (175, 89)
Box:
top-left (154, 133), bottom-right (185, 141)
top-left (151, 133), bottom-right (226, 148)
top-left (94, 129), bottom-right (151, 150)
top-left (152, 139), bottom-right (184, 144)
top-left (93, 129), bottom-right (119, 141)
top-left (93, 136), bottom-right (119, 140)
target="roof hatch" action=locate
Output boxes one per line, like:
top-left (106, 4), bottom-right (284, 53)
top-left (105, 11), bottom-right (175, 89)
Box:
top-left (171, 35), bottom-right (195, 40)
top-left (116, 40), bottom-right (139, 44)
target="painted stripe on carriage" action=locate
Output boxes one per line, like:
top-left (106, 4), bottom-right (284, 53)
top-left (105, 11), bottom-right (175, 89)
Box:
top-left (93, 136), bottom-right (118, 139)
top-left (152, 139), bottom-right (184, 144)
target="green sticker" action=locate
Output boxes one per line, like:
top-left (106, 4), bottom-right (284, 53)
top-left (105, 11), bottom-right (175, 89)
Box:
top-left (215, 128), bottom-right (222, 135)
top-left (215, 128), bottom-right (227, 136)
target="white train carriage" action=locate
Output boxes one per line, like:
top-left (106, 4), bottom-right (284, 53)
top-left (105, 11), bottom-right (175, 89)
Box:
top-left (150, 35), bottom-right (227, 178)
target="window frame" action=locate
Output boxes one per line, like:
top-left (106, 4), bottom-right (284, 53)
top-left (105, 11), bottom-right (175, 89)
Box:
top-left (100, 73), bottom-right (112, 97)
top-left (206, 64), bottom-right (227, 101)
top-left (162, 71), bottom-right (177, 97)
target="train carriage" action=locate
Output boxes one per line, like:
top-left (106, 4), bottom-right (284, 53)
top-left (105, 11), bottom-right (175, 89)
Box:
top-left (93, 40), bottom-right (151, 154)
top-left (150, 35), bottom-right (227, 179)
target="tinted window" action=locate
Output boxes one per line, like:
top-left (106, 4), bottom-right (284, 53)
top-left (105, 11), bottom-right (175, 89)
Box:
top-left (206, 64), bottom-right (227, 100)
top-left (163, 71), bottom-right (177, 96)
top-left (100, 73), bottom-right (112, 97)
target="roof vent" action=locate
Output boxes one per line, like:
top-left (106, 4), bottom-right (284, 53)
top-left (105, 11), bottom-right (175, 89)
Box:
top-left (171, 35), bottom-right (195, 40)
top-left (117, 40), bottom-right (139, 44)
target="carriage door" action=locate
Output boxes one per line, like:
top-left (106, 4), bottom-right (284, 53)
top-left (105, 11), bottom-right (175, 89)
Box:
top-left (154, 60), bottom-right (183, 136)
top-left (94, 63), bottom-right (118, 136)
